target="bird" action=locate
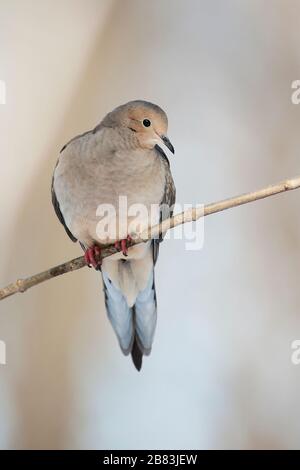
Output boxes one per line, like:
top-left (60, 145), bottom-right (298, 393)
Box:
top-left (51, 100), bottom-right (176, 370)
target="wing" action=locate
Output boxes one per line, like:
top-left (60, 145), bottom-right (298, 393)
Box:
top-left (51, 172), bottom-right (77, 242)
top-left (59, 129), bottom-right (93, 154)
top-left (161, 163), bottom-right (176, 210)
top-left (153, 148), bottom-right (176, 264)
top-left (154, 144), bottom-right (176, 210)
top-left (52, 128), bottom-right (99, 243)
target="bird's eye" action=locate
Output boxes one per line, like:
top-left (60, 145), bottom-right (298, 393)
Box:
top-left (142, 119), bottom-right (151, 127)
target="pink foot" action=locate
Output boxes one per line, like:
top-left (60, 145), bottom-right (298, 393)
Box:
top-left (84, 245), bottom-right (102, 270)
top-left (114, 235), bottom-right (132, 257)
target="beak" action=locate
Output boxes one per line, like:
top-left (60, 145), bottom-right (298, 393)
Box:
top-left (161, 135), bottom-right (175, 154)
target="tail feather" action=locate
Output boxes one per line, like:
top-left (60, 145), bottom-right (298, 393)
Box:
top-left (102, 270), bottom-right (133, 354)
top-left (131, 336), bottom-right (143, 371)
top-left (102, 260), bottom-right (157, 371)
top-left (134, 270), bottom-right (157, 356)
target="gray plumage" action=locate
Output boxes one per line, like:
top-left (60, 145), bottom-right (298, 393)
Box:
top-left (52, 100), bottom-right (175, 370)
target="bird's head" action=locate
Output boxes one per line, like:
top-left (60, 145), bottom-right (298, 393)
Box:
top-left (101, 100), bottom-right (175, 154)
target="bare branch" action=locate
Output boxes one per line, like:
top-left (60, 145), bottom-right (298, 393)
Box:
top-left (1, 176), bottom-right (300, 301)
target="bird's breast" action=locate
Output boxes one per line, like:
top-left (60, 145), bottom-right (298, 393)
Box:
top-left (54, 139), bottom-right (166, 245)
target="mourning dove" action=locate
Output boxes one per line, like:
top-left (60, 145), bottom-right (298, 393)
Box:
top-left (52, 100), bottom-right (176, 370)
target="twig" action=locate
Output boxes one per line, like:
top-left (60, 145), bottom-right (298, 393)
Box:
top-left (1, 176), bottom-right (300, 301)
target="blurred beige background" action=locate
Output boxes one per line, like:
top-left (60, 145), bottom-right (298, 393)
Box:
top-left (1, 0), bottom-right (300, 449)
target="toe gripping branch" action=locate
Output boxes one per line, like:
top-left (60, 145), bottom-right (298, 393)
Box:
top-left (84, 236), bottom-right (132, 270)
top-left (84, 245), bottom-right (102, 270)
top-left (114, 235), bottom-right (132, 257)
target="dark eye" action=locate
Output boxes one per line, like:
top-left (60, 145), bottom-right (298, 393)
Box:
top-left (143, 119), bottom-right (151, 127)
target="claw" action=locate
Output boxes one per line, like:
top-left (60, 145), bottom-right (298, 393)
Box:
top-left (121, 239), bottom-right (128, 256)
top-left (84, 245), bottom-right (102, 270)
top-left (114, 235), bottom-right (132, 257)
